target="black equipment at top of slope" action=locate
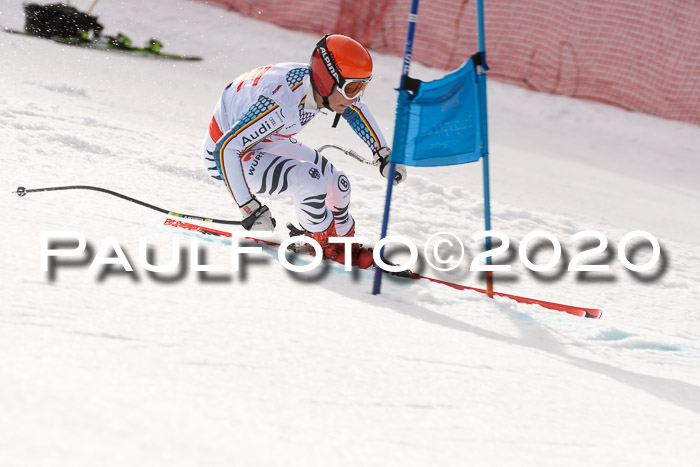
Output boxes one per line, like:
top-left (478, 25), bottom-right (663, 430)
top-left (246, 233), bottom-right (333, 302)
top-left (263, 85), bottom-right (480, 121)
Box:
top-left (13, 185), bottom-right (241, 225)
top-left (6, 3), bottom-right (202, 61)
top-left (24, 3), bottom-right (103, 40)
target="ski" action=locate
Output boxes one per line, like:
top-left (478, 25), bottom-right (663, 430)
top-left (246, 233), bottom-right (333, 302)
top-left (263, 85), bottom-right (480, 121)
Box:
top-left (2, 27), bottom-right (202, 61)
top-left (164, 218), bottom-right (278, 246)
top-left (163, 217), bottom-right (406, 274)
top-left (164, 218), bottom-right (602, 319)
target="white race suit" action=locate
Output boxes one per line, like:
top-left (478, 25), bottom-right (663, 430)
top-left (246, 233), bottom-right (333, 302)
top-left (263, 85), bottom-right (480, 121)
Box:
top-left (201, 62), bottom-right (388, 235)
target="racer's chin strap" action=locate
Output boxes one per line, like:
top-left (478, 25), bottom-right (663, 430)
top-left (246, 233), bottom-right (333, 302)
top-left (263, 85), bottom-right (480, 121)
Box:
top-left (310, 80), bottom-right (340, 125)
top-left (322, 90), bottom-right (333, 112)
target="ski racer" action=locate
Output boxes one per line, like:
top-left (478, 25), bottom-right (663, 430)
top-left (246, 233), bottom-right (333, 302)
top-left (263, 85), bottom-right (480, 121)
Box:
top-left (201, 34), bottom-right (407, 269)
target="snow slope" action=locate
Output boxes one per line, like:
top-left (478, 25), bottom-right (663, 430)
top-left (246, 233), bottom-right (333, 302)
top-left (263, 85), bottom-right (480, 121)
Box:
top-left (1, 0), bottom-right (700, 465)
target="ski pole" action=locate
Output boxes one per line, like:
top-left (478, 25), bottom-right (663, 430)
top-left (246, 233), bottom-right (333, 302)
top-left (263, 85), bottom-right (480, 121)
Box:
top-left (15, 146), bottom-right (365, 225)
top-left (86, 0), bottom-right (100, 14)
top-left (13, 185), bottom-right (242, 225)
top-left (318, 144), bottom-right (376, 166)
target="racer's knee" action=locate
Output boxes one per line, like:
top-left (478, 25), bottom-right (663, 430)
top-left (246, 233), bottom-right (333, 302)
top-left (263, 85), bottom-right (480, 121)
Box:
top-left (295, 161), bottom-right (328, 197)
top-left (326, 169), bottom-right (351, 208)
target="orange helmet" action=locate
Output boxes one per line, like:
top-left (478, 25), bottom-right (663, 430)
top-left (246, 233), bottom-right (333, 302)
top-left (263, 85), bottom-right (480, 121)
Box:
top-left (310, 34), bottom-right (373, 106)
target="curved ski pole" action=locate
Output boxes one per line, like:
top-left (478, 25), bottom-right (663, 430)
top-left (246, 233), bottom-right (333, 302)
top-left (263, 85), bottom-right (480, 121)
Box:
top-left (318, 144), bottom-right (376, 166)
top-left (13, 185), bottom-right (242, 225)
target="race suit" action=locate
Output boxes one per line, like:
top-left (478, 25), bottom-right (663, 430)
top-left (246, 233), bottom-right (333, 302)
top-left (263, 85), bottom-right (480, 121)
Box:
top-left (201, 62), bottom-right (388, 235)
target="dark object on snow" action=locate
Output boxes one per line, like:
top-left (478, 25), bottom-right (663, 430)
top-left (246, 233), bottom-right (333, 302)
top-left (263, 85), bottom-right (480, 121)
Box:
top-left (7, 3), bottom-right (202, 60)
top-left (24, 3), bottom-right (103, 39)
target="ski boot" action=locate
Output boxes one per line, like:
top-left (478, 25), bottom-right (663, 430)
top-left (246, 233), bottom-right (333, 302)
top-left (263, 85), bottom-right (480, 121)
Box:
top-left (287, 221), bottom-right (374, 269)
top-left (331, 222), bottom-right (374, 269)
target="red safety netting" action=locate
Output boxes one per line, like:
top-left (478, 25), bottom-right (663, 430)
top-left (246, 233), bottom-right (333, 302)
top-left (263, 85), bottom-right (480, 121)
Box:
top-left (200, 0), bottom-right (700, 125)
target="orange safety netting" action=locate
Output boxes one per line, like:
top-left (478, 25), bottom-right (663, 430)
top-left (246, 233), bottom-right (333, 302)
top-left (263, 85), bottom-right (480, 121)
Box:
top-left (201, 0), bottom-right (700, 125)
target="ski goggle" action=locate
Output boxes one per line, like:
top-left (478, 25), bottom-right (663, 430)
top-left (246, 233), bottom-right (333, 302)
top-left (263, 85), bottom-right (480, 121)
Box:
top-left (336, 76), bottom-right (372, 99)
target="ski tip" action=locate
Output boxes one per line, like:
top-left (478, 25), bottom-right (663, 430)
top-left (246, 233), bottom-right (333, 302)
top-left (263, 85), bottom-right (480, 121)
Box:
top-left (585, 309), bottom-right (603, 319)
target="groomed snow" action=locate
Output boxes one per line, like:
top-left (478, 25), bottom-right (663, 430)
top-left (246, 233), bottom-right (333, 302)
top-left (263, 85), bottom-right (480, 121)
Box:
top-left (1, 0), bottom-right (699, 465)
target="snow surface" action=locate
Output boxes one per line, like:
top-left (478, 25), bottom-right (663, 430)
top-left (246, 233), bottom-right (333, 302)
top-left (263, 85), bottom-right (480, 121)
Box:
top-left (1, 0), bottom-right (700, 465)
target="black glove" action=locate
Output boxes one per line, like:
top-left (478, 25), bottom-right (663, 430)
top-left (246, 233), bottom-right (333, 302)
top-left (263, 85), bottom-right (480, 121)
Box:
top-left (373, 147), bottom-right (407, 186)
top-left (240, 198), bottom-right (276, 231)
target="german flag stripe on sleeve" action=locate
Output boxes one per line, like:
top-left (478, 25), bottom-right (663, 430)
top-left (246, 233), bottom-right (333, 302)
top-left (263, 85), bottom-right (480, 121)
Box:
top-left (347, 106), bottom-right (381, 149)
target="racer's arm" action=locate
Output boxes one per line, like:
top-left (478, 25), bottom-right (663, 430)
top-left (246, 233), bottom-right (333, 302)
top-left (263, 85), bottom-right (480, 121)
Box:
top-left (342, 101), bottom-right (407, 185)
top-left (341, 100), bottom-right (388, 154)
top-left (214, 95), bottom-right (286, 229)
